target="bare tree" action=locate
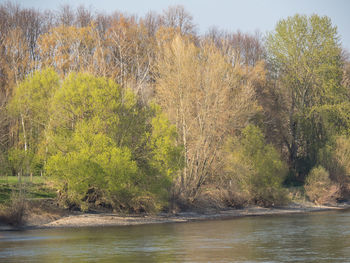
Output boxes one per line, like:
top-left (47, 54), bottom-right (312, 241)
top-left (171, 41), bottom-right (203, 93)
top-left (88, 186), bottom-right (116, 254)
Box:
top-left (161, 5), bottom-right (196, 36)
top-left (204, 29), bottom-right (264, 67)
top-left (142, 11), bottom-right (161, 37)
top-left (57, 4), bottom-right (74, 26)
top-left (155, 35), bottom-right (260, 203)
top-left (106, 13), bottom-right (156, 99)
top-left (76, 5), bottom-right (93, 27)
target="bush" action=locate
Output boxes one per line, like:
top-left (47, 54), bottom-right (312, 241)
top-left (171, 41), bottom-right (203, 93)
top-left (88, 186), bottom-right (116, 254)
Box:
top-left (305, 166), bottom-right (340, 205)
top-left (224, 125), bottom-right (288, 207)
top-left (189, 184), bottom-right (250, 211)
top-left (0, 191), bottom-right (26, 226)
top-left (318, 136), bottom-right (350, 199)
top-left (333, 136), bottom-right (350, 197)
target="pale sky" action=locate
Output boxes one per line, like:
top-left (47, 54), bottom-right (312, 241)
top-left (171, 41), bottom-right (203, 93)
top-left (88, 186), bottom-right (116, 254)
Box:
top-left (3, 0), bottom-right (350, 50)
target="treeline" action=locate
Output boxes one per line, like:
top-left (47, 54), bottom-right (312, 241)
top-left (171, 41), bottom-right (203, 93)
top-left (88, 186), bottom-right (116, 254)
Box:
top-left (1, 2), bottom-right (350, 211)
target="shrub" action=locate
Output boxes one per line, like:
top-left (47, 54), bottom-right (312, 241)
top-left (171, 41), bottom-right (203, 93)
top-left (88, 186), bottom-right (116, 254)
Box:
top-left (318, 136), bottom-right (350, 199)
top-left (305, 166), bottom-right (340, 205)
top-left (190, 184), bottom-right (250, 211)
top-left (334, 136), bottom-right (350, 196)
top-left (0, 191), bottom-right (26, 226)
top-left (224, 125), bottom-right (288, 207)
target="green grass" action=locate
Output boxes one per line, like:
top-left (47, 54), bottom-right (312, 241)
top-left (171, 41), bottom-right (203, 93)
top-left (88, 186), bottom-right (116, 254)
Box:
top-left (0, 175), bottom-right (46, 184)
top-left (0, 176), bottom-right (56, 204)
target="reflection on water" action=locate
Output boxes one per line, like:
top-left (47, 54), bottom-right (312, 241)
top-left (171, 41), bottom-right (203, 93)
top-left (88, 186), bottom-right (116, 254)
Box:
top-left (1, 209), bottom-right (350, 262)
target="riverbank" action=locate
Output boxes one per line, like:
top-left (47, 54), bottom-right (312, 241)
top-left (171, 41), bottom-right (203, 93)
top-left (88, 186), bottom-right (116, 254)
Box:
top-left (6, 202), bottom-right (346, 230)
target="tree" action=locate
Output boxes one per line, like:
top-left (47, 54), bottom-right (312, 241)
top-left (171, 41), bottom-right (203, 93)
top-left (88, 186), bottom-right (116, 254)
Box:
top-left (8, 68), bottom-right (59, 177)
top-left (161, 5), bottom-right (196, 36)
top-left (57, 4), bottom-right (74, 26)
top-left (266, 14), bottom-right (345, 178)
top-left (342, 51), bottom-right (350, 91)
top-left (155, 34), bottom-right (260, 204)
top-left (205, 29), bottom-right (264, 67)
top-left (37, 24), bottom-right (99, 75)
top-left (2, 27), bottom-right (30, 85)
top-left (105, 13), bottom-right (156, 100)
top-left (0, 2), bottom-right (45, 70)
top-left (75, 5), bottom-right (93, 28)
top-left (45, 72), bottom-right (182, 211)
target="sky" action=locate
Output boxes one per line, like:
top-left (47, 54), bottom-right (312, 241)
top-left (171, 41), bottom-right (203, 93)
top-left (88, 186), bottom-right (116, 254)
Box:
top-left (3, 0), bottom-right (350, 50)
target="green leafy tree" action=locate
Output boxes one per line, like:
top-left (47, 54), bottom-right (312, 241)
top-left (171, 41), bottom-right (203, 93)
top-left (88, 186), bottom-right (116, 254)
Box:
top-left (45, 72), bottom-right (182, 211)
top-left (8, 68), bottom-right (59, 176)
top-left (266, 14), bottom-right (346, 178)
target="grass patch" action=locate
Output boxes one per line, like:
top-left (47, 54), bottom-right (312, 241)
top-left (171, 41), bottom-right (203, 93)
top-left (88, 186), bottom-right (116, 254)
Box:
top-left (0, 176), bottom-right (56, 204)
top-left (0, 175), bottom-right (46, 184)
top-left (0, 186), bottom-right (11, 203)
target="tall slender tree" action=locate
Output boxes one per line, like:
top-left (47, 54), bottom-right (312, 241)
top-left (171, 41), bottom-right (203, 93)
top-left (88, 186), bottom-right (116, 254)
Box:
top-left (266, 14), bottom-right (345, 178)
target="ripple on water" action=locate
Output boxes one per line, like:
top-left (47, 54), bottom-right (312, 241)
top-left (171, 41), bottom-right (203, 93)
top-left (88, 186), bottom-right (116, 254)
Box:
top-left (1, 211), bottom-right (350, 262)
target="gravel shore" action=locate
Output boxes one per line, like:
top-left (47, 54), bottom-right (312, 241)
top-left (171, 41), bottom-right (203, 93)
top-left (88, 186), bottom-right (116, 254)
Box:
top-left (21, 203), bottom-right (350, 230)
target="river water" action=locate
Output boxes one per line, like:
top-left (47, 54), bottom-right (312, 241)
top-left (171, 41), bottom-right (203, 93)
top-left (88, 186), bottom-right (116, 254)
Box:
top-left (1, 209), bottom-right (350, 262)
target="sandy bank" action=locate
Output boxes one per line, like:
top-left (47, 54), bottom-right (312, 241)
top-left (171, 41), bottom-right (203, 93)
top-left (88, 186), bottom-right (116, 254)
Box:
top-left (18, 203), bottom-right (350, 230)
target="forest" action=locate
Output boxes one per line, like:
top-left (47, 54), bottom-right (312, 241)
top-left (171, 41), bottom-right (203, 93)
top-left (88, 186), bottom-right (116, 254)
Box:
top-left (1, 2), bottom-right (350, 215)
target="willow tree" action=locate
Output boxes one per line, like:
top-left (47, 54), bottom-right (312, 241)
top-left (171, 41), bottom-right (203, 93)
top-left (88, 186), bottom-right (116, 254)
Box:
top-left (155, 34), bottom-right (262, 203)
top-left (266, 14), bottom-right (346, 178)
top-left (45, 72), bottom-right (182, 211)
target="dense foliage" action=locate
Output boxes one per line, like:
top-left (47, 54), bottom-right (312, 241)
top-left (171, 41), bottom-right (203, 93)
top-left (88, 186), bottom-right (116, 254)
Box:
top-left (1, 3), bottom-right (350, 211)
top-left (224, 125), bottom-right (288, 206)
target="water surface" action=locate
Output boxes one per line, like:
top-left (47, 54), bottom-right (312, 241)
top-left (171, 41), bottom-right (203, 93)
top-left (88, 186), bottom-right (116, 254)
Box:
top-left (1, 209), bottom-right (350, 262)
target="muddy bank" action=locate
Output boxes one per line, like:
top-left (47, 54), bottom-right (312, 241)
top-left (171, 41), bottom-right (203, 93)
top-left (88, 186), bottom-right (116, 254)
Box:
top-left (17, 202), bottom-right (350, 230)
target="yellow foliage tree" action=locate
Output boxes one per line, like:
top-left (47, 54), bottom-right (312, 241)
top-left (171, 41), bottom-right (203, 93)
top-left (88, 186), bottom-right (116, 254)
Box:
top-left (155, 34), bottom-right (263, 203)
